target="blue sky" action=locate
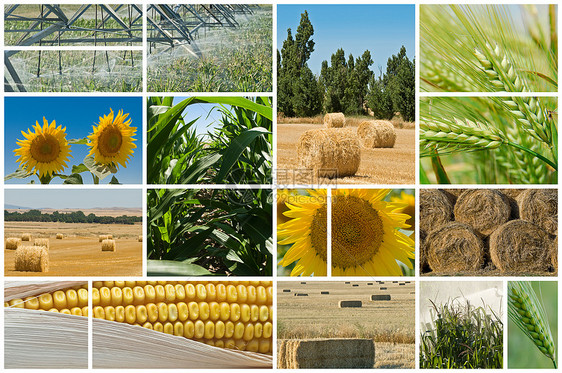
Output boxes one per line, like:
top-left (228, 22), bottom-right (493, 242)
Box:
top-left (277, 5), bottom-right (415, 76)
top-left (172, 97), bottom-right (232, 140)
top-left (5, 96), bottom-right (142, 184)
top-left (5, 189), bottom-right (141, 209)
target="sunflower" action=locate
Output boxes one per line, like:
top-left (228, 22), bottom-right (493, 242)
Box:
top-left (14, 117), bottom-right (71, 178)
top-left (278, 189), bottom-right (415, 276)
top-left (87, 109), bottom-right (136, 168)
top-left (391, 191), bottom-right (415, 229)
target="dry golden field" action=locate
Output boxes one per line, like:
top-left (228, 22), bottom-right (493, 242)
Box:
top-left (277, 281), bottom-right (415, 369)
top-left (277, 123), bottom-right (415, 185)
top-left (4, 221), bottom-right (142, 276)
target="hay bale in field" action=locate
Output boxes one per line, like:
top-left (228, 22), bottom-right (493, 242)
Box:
top-left (320, 291), bottom-right (329, 295)
top-left (339, 300), bottom-right (362, 308)
top-left (367, 283), bottom-right (373, 285)
top-left (107, 234), bottom-right (113, 239)
top-left (357, 120), bottom-right (396, 148)
top-left (399, 283), bottom-right (405, 286)
top-left (426, 222), bottom-right (484, 272)
top-left (516, 189), bottom-right (557, 235)
top-left (380, 287), bottom-right (387, 290)
top-left (138, 235), bottom-right (143, 242)
top-left (323, 112), bottom-right (345, 128)
top-left (454, 189), bottom-right (511, 236)
top-left (5, 238), bottom-right (21, 250)
top-left (352, 284), bottom-right (359, 287)
top-left (371, 294), bottom-right (391, 301)
top-left (99, 235), bottom-right (108, 242)
top-left (345, 282), bottom-right (350, 284)
top-left (420, 189), bottom-right (453, 234)
top-left (294, 293), bottom-right (308, 297)
top-left (55, 233), bottom-right (63, 240)
top-left (489, 220), bottom-right (552, 273)
top-left (14, 246), bottom-right (49, 272)
top-left (21, 233), bottom-right (31, 241)
top-left (278, 338), bottom-right (375, 369)
top-left (300, 282), bottom-right (306, 284)
top-left (101, 239), bottom-right (116, 252)
top-left (33, 238), bottom-right (50, 250)
top-left (297, 128), bottom-right (361, 178)
top-left (282, 289), bottom-right (291, 293)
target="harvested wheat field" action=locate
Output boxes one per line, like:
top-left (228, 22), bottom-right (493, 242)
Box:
top-left (5, 221), bottom-right (142, 276)
top-left (277, 281), bottom-right (414, 369)
top-left (277, 123), bottom-right (414, 185)
top-left (421, 188), bottom-right (557, 276)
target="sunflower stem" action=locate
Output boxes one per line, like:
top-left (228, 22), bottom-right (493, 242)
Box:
top-left (92, 174), bottom-right (100, 184)
top-left (39, 174), bottom-right (53, 184)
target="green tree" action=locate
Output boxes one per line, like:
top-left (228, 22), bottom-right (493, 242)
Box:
top-left (367, 75), bottom-right (394, 119)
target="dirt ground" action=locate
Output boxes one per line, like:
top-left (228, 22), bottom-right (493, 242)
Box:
top-left (4, 222), bottom-right (142, 276)
top-left (277, 123), bottom-right (415, 185)
top-left (277, 281), bottom-right (415, 368)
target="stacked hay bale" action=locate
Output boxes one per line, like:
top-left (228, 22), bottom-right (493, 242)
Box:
top-left (357, 120), bottom-right (396, 148)
top-left (421, 188), bottom-right (557, 275)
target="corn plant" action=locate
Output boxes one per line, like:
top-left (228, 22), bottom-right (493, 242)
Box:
top-left (420, 299), bottom-right (503, 369)
top-left (147, 96), bottom-right (272, 184)
top-left (147, 188), bottom-right (272, 276)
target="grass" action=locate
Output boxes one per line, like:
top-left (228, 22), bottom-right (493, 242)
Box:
top-left (420, 299), bottom-right (503, 369)
top-left (147, 9), bottom-right (272, 92)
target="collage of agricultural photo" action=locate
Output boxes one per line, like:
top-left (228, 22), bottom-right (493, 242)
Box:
top-left (2, 2), bottom-right (560, 372)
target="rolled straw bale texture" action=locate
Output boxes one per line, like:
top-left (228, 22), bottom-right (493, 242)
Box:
top-left (371, 294), bottom-right (391, 301)
top-left (420, 189), bottom-right (453, 234)
top-left (56, 233), bottom-right (63, 239)
top-left (297, 128), bottom-right (361, 178)
top-left (338, 300), bottom-right (362, 308)
top-left (101, 239), bottom-right (116, 252)
top-left (551, 238), bottom-right (557, 270)
top-left (499, 189), bottom-right (525, 199)
top-left (33, 238), bottom-right (50, 250)
top-left (453, 189), bottom-right (511, 236)
top-left (357, 120), bottom-right (396, 148)
top-left (14, 246), bottom-right (49, 272)
top-left (426, 222), bottom-right (484, 272)
top-left (21, 233), bottom-right (31, 241)
top-left (420, 230), bottom-right (428, 270)
top-left (489, 220), bottom-right (552, 273)
top-left (516, 189), bottom-right (557, 235)
top-left (323, 112), bottom-right (345, 128)
top-left (278, 338), bottom-right (375, 369)
top-left (5, 237), bottom-right (21, 250)
top-left (99, 235), bottom-right (108, 242)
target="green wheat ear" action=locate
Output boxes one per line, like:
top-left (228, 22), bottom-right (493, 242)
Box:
top-left (508, 281), bottom-right (557, 368)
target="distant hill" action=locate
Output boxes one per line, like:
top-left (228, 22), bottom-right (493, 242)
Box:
top-left (4, 207), bottom-right (142, 218)
top-left (5, 204), bottom-right (31, 210)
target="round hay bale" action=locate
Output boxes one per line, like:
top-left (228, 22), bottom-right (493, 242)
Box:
top-left (14, 246), bottom-right (49, 272)
top-left (107, 234), bottom-right (113, 240)
top-left (499, 189), bottom-right (525, 199)
top-left (454, 189), bottom-right (511, 236)
top-left (489, 219), bottom-right (552, 273)
top-left (33, 238), bottom-right (50, 251)
top-left (426, 222), bottom-right (485, 272)
top-left (320, 291), bottom-right (329, 295)
top-left (55, 233), bottom-right (63, 240)
top-left (371, 294), bottom-right (391, 301)
top-left (297, 128), bottom-right (361, 178)
top-left (420, 230), bottom-right (428, 271)
top-left (357, 120), bottom-right (396, 148)
top-left (5, 238), bottom-right (21, 250)
top-left (420, 189), bottom-right (453, 234)
top-left (138, 235), bottom-right (143, 242)
top-left (551, 237), bottom-right (557, 270)
top-left (101, 239), bottom-right (116, 252)
top-left (21, 233), bottom-right (31, 241)
top-left (338, 300), bottom-right (362, 308)
top-left (323, 112), bottom-right (345, 128)
top-left (99, 235), bottom-right (108, 242)
top-left (282, 289), bottom-right (291, 293)
top-left (379, 287), bottom-right (387, 290)
top-left (294, 293), bottom-right (308, 297)
top-left (440, 189), bottom-right (460, 205)
top-left (516, 189), bottom-right (557, 235)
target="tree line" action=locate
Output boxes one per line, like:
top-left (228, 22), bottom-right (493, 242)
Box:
top-left (277, 11), bottom-right (415, 122)
top-left (5, 209), bottom-right (141, 225)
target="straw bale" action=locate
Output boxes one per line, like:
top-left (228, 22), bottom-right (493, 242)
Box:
top-left (33, 238), bottom-right (50, 250)
top-left (440, 189), bottom-right (462, 205)
top-left (320, 291), bottom-right (329, 294)
top-left (5, 238), bottom-right (21, 250)
top-left (99, 235), bottom-right (108, 242)
top-left (380, 287), bottom-right (387, 290)
top-left (399, 283), bottom-right (405, 285)
top-left (294, 293), bottom-right (308, 297)
top-left (297, 128), bottom-right (361, 178)
top-left (420, 229), bottom-right (428, 271)
top-left (301, 282), bottom-right (306, 284)
top-left (282, 289), bottom-right (291, 293)
top-left (323, 112), bottom-right (345, 128)
top-left (278, 338), bottom-right (375, 369)
top-left (516, 189), bottom-right (557, 235)
top-left (489, 219), bottom-right (552, 273)
top-left (454, 189), bottom-right (511, 236)
top-left (427, 222), bottom-right (485, 272)
top-left (14, 246), bottom-right (49, 272)
top-left (371, 294), bottom-right (391, 301)
top-left (345, 282), bottom-right (350, 284)
top-left (21, 233), bottom-right (31, 241)
top-left (138, 235), bottom-right (143, 242)
top-left (420, 189), bottom-right (453, 234)
top-left (499, 189), bottom-right (525, 199)
top-left (338, 300), bottom-right (362, 308)
top-left (367, 283), bottom-right (373, 285)
top-left (357, 120), bottom-right (396, 148)
top-left (352, 284), bottom-right (359, 287)
top-left (551, 237), bottom-right (557, 270)
top-left (56, 233), bottom-right (63, 239)
top-left (107, 234), bottom-right (113, 239)
top-left (101, 239), bottom-right (116, 252)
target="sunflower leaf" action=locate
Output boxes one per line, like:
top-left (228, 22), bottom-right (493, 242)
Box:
top-left (62, 173), bottom-right (84, 184)
top-left (83, 155), bottom-right (112, 180)
top-left (68, 138), bottom-right (88, 145)
top-left (5, 168), bottom-right (34, 180)
top-left (71, 164), bottom-right (89, 174)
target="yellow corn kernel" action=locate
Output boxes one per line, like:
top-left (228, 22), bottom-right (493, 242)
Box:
top-left (52, 290), bottom-right (67, 309)
top-left (173, 321), bottom-right (184, 336)
top-left (215, 320), bottom-right (226, 339)
top-left (125, 305), bottom-right (136, 324)
top-left (92, 288), bottom-right (100, 307)
top-left (136, 305), bottom-right (148, 324)
top-left (240, 304), bottom-right (251, 323)
top-left (174, 284), bottom-right (186, 301)
top-left (256, 286), bottom-right (267, 305)
top-left (209, 302), bottom-right (220, 321)
top-left (194, 320), bottom-right (205, 339)
top-left (71, 307), bottom-right (83, 316)
top-left (269, 306), bottom-right (273, 321)
top-left (236, 285), bottom-right (248, 303)
top-left (164, 284), bottom-right (176, 302)
top-left (77, 288), bottom-right (88, 308)
top-left (184, 321), bottom-right (195, 338)
top-left (65, 289), bottom-right (79, 308)
top-left (114, 281), bottom-right (125, 288)
top-left (154, 322), bottom-right (163, 333)
top-left (258, 338), bottom-right (271, 353)
top-left (82, 306), bottom-right (89, 317)
top-left (254, 322), bottom-right (263, 338)
top-left (144, 285), bottom-right (156, 303)
top-left (157, 302), bottom-right (168, 323)
top-left (104, 306), bottom-right (116, 321)
top-left (60, 309), bottom-right (72, 315)
top-left (93, 306), bottom-right (105, 319)
top-left (125, 281), bottom-right (136, 288)
top-left (219, 302), bottom-right (230, 321)
top-left (115, 306), bottom-right (125, 322)
top-left (154, 285), bottom-right (166, 302)
top-left (188, 302), bottom-right (199, 321)
top-left (48, 308), bottom-right (59, 313)
top-left (185, 284), bottom-right (196, 301)
top-left (225, 339), bottom-right (236, 349)
top-left (146, 303), bottom-right (158, 323)
top-left (267, 286), bottom-right (273, 304)
top-left (103, 281), bottom-right (115, 288)
top-left (8, 299), bottom-right (25, 308)
top-left (99, 287), bottom-right (111, 307)
top-left (137, 281), bottom-right (147, 287)
top-left (230, 303), bottom-right (241, 322)
top-left (226, 285), bottom-right (237, 303)
top-left (157, 281), bottom-right (168, 286)
top-left (215, 340), bottom-right (225, 349)
top-left (243, 323), bottom-right (254, 341)
top-left (259, 305), bottom-right (269, 322)
top-left (163, 322), bottom-right (174, 335)
top-left (225, 321), bottom-right (235, 338)
top-left (168, 303), bottom-right (178, 322)
top-left (235, 339), bottom-right (247, 351)
top-left (4, 302), bottom-right (8, 307)
top-left (132, 286), bottom-right (145, 305)
top-left (250, 305), bottom-right (259, 322)
top-left (122, 287), bottom-right (134, 305)
top-left (247, 339), bottom-right (259, 352)
top-left (216, 284), bottom-right (227, 302)
top-left (23, 297), bottom-right (39, 310)
top-left (198, 302), bottom-right (210, 321)
top-left (233, 321), bottom-right (245, 339)
top-left (246, 286), bottom-right (257, 304)
top-left (195, 284), bottom-right (207, 301)
top-left (143, 322), bottom-right (153, 330)
top-left (204, 320), bottom-right (215, 339)
top-left (110, 287), bottom-right (123, 306)
top-left (205, 284), bottom-right (217, 301)
top-left (147, 281), bottom-right (158, 286)
top-left (177, 302), bottom-right (189, 322)
top-left (93, 281), bottom-right (103, 288)
top-left (263, 322), bottom-right (272, 338)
